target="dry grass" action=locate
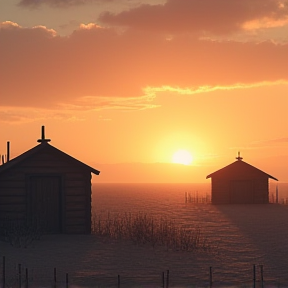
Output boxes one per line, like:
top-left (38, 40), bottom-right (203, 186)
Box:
top-left (0, 218), bottom-right (42, 248)
top-left (92, 212), bottom-right (210, 252)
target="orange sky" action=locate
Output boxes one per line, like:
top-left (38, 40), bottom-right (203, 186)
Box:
top-left (0, 0), bottom-right (287, 183)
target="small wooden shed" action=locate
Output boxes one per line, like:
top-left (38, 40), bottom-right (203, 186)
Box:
top-left (206, 153), bottom-right (278, 204)
top-left (0, 127), bottom-right (100, 234)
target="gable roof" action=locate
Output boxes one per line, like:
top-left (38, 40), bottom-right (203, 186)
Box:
top-left (206, 159), bottom-right (278, 181)
top-left (0, 142), bottom-right (100, 175)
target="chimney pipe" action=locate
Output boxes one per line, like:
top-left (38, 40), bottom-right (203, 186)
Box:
top-left (7, 141), bottom-right (10, 162)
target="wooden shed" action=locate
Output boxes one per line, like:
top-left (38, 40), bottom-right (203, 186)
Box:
top-left (206, 153), bottom-right (278, 204)
top-left (0, 127), bottom-right (100, 234)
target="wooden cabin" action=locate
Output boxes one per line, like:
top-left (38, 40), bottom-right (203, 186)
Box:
top-left (0, 127), bottom-right (100, 234)
top-left (206, 153), bottom-right (278, 204)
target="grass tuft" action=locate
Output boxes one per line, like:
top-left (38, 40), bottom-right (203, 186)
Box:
top-left (92, 212), bottom-right (210, 252)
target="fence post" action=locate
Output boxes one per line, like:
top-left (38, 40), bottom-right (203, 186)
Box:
top-left (209, 266), bottom-right (213, 287)
top-left (53, 267), bottom-right (57, 286)
top-left (117, 274), bottom-right (120, 288)
top-left (162, 271), bottom-right (165, 288)
top-left (260, 265), bottom-right (264, 288)
top-left (65, 273), bottom-right (68, 288)
top-left (18, 264), bottom-right (21, 288)
top-left (166, 270), bottom-right (169, 288)
top-left (25, 268), bottom-right (28, 288)
top-left (253, 264), bottom-right (256, 288)
top-left (2, 256), bottom-right (5, 288)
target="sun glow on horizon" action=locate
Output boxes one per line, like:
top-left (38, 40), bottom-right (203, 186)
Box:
top-left (172, 150), bottom-right (193, 165)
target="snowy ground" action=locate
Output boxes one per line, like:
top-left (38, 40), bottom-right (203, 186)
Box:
top-left (2, 203), bottom-right (288, 288)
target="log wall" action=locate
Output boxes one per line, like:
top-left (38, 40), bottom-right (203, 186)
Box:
top-left (211, 176), bottom-right (269, 204)
top-left (0, 149), bottom-right (92, 234)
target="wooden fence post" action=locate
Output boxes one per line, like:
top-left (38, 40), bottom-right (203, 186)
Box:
top-left (117, 274), bottom-right (120, 288)
top-left (209, 266), bottom-right (213, 287)
top-left (25, 268), bottom-right (28, 288)
top-left (2, 256), bottom-right (5, 288)
top-left (53, 267), bottom-right (57, 287)
top-left (260, 265), bottom-right (264, 288)
top-left (253, 264), bottom-right (256, 288)
top-left (18, 264), bottom-right (21, 288)
top-left (65, 273), bottom-right (68, 288)
top-left (166, 270), bottom-right (169, 288)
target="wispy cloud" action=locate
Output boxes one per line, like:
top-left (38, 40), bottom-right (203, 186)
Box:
top-left (0, 108), bottom-right (54, 124)
top-left (0, 93), bottom-right (159, 123)
top-left (251, 137), bottom-right (288, 146)
top-left (18, 0), bottom-right (106, 8)
top-left (73, 95), bottom-right (159, 111)
top-left (17, 0), bottom-right (160, 8)
top-left (99, 0), bottom-right (288, 35)
top-left (144, 81), bottom-right (288, 96)
top-left (1, 21), bottom-right (287, 112)
top-left (231, 137), bottom-right (288, 150)
top-left (0, 107), bottom-right (92, 124)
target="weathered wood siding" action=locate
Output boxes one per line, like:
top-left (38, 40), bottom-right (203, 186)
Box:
top-left (211, 178), bottom-right (230, 204)
top-left (211, 176), bottom-right (269, 204)
top-left (253, 178), bottom-right (269, 204)
top-left (0, 149), bottom-right (92, 234)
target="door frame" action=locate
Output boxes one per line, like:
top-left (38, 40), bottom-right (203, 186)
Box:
top-left (25, 173), bottom-right (65, 233)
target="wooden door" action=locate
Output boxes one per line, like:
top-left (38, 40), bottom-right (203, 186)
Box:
top-left (230, 180), bottom-right (254, 204)
top-left (28, 176), bottom-right (62, 233)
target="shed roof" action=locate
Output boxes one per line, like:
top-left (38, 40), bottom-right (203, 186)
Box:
top-left (0, 142), bottom-right (100, 176)
top-left (206, 158), bottom-right (278, 181)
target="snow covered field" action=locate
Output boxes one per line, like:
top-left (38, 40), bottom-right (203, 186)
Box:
top-left (2, 183), bottom-right (288, 287)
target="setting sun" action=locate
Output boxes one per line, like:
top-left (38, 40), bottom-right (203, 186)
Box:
top-left (1, 1), bottom-right (287, 287)
top-left (172, 150), bottom-right (193, 165)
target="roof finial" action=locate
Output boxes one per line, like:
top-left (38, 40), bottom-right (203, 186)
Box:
top-left (236, 151), bottom-right (243, 161)
top-left (37, 126), bottom-right (51, 143)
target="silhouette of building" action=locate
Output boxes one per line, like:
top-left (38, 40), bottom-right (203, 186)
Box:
top-left (0, 127), bottom-right (100, 234)
top-left (206, 153), bottom-right (278, 204)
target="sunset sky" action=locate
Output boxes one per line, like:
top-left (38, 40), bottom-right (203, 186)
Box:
top-left (0, 0), bottom-right (287, 183)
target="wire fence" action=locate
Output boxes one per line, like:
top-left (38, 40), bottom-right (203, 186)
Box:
top-left (1, 256), bottom-right (288, 288)
top-left (185, 191), bottom-right (288, 205)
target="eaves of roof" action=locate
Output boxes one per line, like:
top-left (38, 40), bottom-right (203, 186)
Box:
top-left (0, 143), bottom-right (100, 176)
top-left (206, 160), bottom-right (278, 181)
